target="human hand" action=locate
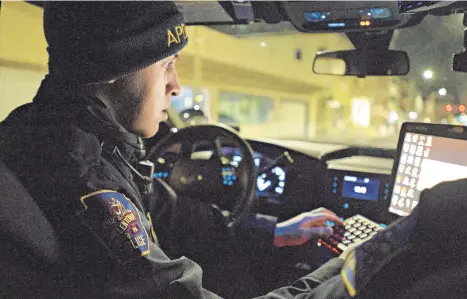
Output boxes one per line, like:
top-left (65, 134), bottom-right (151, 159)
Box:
top-left (273, 207), bottom-right (343, 248)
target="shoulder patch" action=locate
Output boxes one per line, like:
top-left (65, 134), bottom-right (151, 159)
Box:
top-left (77, 190), bottom-right (150, 263)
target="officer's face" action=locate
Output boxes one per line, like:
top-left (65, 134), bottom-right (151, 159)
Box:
top-left (111, 55), bottom-right (181, 138)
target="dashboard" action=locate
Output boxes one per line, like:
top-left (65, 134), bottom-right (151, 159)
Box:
top-left (152, 137), bottom-right (398, 223)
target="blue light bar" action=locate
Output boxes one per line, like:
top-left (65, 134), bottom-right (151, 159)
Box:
top-left (328, 23), bottom-right (345, 28)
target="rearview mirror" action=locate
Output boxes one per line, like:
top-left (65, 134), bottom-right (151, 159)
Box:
top-left (313, 49), bottom-right (410, 77)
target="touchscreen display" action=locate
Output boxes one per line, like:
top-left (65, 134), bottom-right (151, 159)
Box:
top-left (389, 132), bottom-right (467, 216)
top-left (342, 175), bottom-right (380, 201)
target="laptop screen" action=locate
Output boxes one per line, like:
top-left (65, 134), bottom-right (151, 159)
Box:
top-left (389, 128), bottom-right (467, 216)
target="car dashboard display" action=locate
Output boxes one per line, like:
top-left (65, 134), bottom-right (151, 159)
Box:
top-left (219, 147), bottom-right (287, 203)
top-left (152, 146), bottom-right (289, 203)
top-left (327, 169), bottom-right (392, 224)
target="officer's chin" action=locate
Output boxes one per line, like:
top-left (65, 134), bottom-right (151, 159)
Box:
top-left (141, 123), bottom-right (160, 139)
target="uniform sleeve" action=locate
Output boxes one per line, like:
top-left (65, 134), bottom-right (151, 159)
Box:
top-left (254, 258), bottom-right (348, 299)
top-left (147, 179), bottom-right (277, 261)
top-left (76, 189), bottom-right (221, 299)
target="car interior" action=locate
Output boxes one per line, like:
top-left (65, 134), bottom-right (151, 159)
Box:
top-left (1, 1), bottom-right (467, 298)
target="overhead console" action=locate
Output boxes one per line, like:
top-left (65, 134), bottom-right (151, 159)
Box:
top-left (279, 1), bottom-right (409, 32)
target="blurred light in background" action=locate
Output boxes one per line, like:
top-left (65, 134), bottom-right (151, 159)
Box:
top-left (423, 70), bottom-right (433, 79)
top-left (438, 88), bottom-right (447, 96)
top-left (388, 110), bottom-right (399, 125)
top-left (458, 104), bottom-right (466, 113)
top-left (351, 98), bottom-right (370, 127)
top-left (444, 104), bottom-right (453, 112)
top-left (457, 113), bottom-right (467, 125)
top-left (327, 98), bottom-right (341, 109)
top-left (408, 111), bottom-right (418, 120)
top-left (194, 94), bottom-right (204, 104)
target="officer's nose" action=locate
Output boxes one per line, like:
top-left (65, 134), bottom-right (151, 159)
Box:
top-left (166, 68), bottom-right (181, 97)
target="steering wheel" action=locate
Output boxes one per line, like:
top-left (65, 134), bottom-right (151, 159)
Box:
top-left (146, 124), bottom-right (256, 226)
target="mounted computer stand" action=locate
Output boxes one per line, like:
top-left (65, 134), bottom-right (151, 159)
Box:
top-left (452, 13), bottom-right (467, 72)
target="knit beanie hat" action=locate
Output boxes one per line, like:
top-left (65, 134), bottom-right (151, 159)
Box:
top-left (43, 1), bottom-right (188, 84)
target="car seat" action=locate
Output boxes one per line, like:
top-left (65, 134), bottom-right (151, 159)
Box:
top-left (0, 160), bottom-right (76, 298)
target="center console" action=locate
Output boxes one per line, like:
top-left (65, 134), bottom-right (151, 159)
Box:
top-left (326, 169), bottom-right (393, 224)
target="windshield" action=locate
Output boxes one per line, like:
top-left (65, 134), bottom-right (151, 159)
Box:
top-left (169, 13), bottom-right (467, 148)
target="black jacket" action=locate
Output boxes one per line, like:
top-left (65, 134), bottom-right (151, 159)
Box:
top-left (0, 79), bottom-right (221, 298)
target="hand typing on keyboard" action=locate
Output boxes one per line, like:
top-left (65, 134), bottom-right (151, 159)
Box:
top-left (318, 214), bottom-right (385, 255)
top-left (274, 207), bottom-right (344, 248)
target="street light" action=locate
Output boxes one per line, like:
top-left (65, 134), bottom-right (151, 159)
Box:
top-left (438, 88), bottom-right (447, 96)
top-left (423, 70), bottom-right (433, 79)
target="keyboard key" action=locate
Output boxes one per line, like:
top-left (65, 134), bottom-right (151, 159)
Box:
top-left (364, 229), bottom-right (372, 234)
top-left (354, 230), bottom-right (362, 236)
top-left (347, 235), bottom-right (356, 240)
top-left (346, 220), bottom-right (356, 225)
top-left (344, 232), bottom-right (351, 237)
top-left (369, 231), bottom-right (377, 236)
top-left (348, 228), bottom-right (356, 233)
top-left (353, 223), bottom-right (362, 228)
top-left (343, 239), bottom-right (352, 245)
top-left (354, 238), bottom-right (362, 243)
top-left (357, 218), bottom-right (365, 223)
top-left (360, 233), bottom-right (368, 238)
top-left (368, 223), bottom-right (375, 228)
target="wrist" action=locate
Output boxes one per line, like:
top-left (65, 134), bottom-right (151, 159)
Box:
top-left (273, 225), bottom-right (286, 248)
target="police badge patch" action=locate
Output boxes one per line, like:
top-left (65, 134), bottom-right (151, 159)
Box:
top-left (77, 190), bottom-right (150, 263)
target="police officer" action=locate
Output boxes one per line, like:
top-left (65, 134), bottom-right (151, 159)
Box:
top-left (0, 2), bottom-right (343, 298)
